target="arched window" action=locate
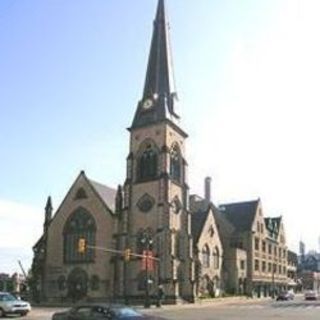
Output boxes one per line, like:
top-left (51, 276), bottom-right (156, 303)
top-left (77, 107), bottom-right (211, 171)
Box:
top-left (137, 143), bottom-right (158, 181)
top-left (170, 144), bottom-right (181, 183)
top-left (213, 247), bottom-right (220, 269)
top-left (63, 207), bottom-right (96, 263)
top-left (202, 245), bottom-right (210, 268)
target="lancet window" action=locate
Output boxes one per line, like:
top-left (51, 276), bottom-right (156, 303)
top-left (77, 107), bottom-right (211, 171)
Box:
top-left (170, 144), bottom-right (182, 183)
top-left (137, 143), bottom-right (158, 181)
top-left (202, 244), bottom-right (210, 268)
top-left (63, 207), bottom-right (96, 263)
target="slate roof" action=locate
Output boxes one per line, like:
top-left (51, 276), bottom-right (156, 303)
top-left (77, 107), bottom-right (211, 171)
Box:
top-left (191, 208), bottom-right (208, 243)
top-left (190, 196), bottom-right (234, 245)
top-left (219, 200), bottom-right (259, 233)
top-left (131, 0), bottom-right (181, 130)
top-left (88, 179), bottom-right (117, 212)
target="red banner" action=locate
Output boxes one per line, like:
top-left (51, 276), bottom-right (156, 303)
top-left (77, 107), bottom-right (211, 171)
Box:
top-left (141, 250), bottom-right (154, 271)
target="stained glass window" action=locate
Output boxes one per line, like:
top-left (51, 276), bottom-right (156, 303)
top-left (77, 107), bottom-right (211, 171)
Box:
top-left (63, 208), bottom-right (96, 263)
top-left (138, 144), bottom-right (158, 181)
top-left (170, 144), bottom-right (181, 183)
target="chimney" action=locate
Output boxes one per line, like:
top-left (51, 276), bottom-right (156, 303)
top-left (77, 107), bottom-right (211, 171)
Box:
top-left (204, 177), bottom-right (212, 203)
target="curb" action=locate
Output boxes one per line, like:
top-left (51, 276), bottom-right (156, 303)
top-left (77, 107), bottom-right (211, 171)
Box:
top-left (141, 296), bottom-right (271, 312)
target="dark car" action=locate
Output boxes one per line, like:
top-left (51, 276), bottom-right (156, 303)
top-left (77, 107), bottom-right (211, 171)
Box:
top-left (52, 304), bottom-right (167, 320)
top-left (276, 291), bottom-right (294, 301)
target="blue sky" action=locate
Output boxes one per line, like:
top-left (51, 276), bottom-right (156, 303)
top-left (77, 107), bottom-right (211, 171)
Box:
top-left (1, 0), bottom-right (320, 274)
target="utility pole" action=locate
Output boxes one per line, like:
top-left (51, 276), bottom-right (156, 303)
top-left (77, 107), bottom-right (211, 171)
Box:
top-left (76, 239), bottom-right (159, 306)
top-left (140, 234), bottom-right (153, 308)
top-left (123, 248), bottom-right (131, 305)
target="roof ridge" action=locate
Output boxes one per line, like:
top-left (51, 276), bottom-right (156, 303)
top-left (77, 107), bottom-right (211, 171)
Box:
top-left (220, 199), bottom-right (259, 207)
top-left (88, 178), bottom-right (116, 190)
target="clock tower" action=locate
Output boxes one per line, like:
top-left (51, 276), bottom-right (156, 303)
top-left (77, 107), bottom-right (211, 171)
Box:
top-left (116, 0), bottom-right (195, 303)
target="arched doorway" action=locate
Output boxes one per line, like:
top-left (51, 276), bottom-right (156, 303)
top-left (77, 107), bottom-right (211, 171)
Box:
top-left (67, 268), bottom-right (88, 301)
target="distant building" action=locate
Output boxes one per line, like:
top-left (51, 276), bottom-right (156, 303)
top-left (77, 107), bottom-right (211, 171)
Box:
top-left (287, 250), bottom-right (299, 291)
top-left (300, 271), bottom-right (320, 292)
top-left (297, 245), bottom-right (320, 291)
top-left (219, 200), bottom-right (288, 297)
top-left (0, 273), bottom-right (25, 293)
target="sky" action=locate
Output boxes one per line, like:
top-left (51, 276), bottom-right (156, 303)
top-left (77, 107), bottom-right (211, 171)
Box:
top-left (1, 0), bottom-right (320, 274)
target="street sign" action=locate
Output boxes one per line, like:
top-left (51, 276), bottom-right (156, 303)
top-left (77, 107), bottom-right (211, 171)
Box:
top-left (141, 250), bottom-right (154, 271)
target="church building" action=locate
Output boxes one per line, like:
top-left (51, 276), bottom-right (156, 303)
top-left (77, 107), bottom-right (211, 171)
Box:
top-left (32, 0), bottom-right (223, 304)
top-left (32, 0), bottom-right (289, 304)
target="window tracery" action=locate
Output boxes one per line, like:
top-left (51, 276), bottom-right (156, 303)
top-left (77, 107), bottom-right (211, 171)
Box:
top-left (202, 244), bottom-right (210, 268)
top-left (137, 143), bottom-right (158, 181)
top-left (170, 144), bottom-right (182, 183)
top-left (63, 207), bottom-right (96, 263)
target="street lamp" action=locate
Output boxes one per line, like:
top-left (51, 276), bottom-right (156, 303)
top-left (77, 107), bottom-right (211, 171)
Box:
top-left (140, 233), bottom-right (153, 308)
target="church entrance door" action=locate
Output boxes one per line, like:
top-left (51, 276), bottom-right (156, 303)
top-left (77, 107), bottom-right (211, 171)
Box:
top-left (67, 268), bottom-right (88, 301)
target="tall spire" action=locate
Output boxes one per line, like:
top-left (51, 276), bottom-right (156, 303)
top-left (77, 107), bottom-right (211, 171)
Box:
top-left (131, 0), bottom-right (179, 129)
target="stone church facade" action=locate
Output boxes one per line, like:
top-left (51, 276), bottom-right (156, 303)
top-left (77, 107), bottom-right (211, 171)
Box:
top-left (31, 0), bottom-right (288, 303)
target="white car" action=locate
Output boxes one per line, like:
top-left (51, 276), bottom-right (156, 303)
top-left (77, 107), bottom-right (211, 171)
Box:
top-left (304, 290), bottom-right (318, 300)
top-left (0, 292), bottom-right (31, 317)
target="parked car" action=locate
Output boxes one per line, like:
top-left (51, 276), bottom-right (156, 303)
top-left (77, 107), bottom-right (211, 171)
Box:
top-left (276, 291), bottom-right (294, 301)
top-left (52, 304), bottom-right (167, 320)
top-left (0, 291), bottom-right (31, 317)
top-left (304, 290), bottom-right (318, 300)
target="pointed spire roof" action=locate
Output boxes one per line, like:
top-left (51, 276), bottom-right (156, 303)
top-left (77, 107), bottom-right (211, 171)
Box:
top-left (131, 0), bottom-right (182, 131)
top-left (44, 196), bottom-right (53, 232)
top-left (45, 196), bottom-right (52, 212)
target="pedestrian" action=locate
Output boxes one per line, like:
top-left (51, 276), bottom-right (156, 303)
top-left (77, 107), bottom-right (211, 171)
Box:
top-left (157, 285), bottom-right (165, 307)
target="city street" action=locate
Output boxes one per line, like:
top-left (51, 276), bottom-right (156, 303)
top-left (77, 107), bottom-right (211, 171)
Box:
top-left (21, 296), bottom-right (320, 320)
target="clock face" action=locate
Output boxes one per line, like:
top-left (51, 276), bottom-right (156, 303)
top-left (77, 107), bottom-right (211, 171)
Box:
top-left (142, 98), bottom-right (153, 110)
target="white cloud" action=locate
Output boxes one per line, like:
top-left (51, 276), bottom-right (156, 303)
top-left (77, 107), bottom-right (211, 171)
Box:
top-left (0, 199), bottom-right (42, 274)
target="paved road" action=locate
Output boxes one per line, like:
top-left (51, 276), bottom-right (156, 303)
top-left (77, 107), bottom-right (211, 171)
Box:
top-left (20, 296), bottom-right (320, 320)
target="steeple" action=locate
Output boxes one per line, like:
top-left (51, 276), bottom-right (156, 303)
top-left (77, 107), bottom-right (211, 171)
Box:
top-left (131, 0), bottom-right (179, 129)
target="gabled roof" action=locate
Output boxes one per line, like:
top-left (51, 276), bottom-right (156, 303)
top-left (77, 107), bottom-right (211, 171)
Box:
top-left (51, 171), bottom-right (117, 223)
top-left (33, 172), bottom-right (117, 249)
top-left (88, 178), bottom-right (117, 212)
top-left (219, 200), bottom-right (259, 233)
top-left (190, 196), bottom-right (233, 245)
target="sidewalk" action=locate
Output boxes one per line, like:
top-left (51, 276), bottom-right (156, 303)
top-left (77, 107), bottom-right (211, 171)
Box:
top-left (141, 295), bottom-right (271, 312)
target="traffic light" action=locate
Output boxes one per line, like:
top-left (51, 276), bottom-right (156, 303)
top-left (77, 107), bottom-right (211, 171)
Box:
top-left (78, 238), bottom-right (86, 253)
top-left (124, 248), bottom-right (131, 262)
